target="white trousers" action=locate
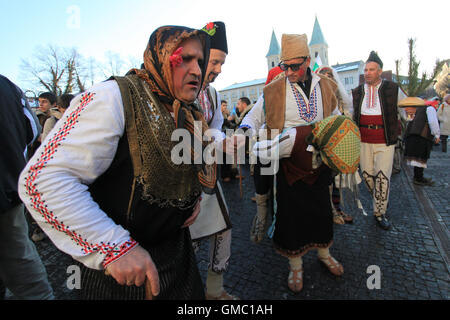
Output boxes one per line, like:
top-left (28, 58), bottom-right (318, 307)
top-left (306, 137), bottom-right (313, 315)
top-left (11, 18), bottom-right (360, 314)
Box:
top-left (360, 143), bottom-right (395, 216)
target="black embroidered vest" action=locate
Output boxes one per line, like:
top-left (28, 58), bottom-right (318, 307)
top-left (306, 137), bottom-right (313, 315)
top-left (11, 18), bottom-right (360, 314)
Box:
top-left (352, 80), bottom-right (399, 146)
top-left (406, 107), bottom-right (434, 141)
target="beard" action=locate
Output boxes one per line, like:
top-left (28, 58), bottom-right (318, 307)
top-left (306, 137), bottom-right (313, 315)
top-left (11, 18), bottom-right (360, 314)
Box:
top-left (206, 72), bottom-right (218, 84)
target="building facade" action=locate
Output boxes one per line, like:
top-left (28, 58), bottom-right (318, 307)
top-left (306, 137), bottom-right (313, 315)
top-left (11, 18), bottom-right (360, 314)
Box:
top-left (332, 61), bottom-right (365, 95)
top-left (219, 78), bottom-right (266, 110)
top-left (219, 17), bottom-right (403, 109)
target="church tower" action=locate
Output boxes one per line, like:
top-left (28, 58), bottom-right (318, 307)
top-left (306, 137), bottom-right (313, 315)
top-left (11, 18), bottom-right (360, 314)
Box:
top-left (309, 16), bottom-right (329, 67)
top-left (266, 30), bottom-right (280, 71)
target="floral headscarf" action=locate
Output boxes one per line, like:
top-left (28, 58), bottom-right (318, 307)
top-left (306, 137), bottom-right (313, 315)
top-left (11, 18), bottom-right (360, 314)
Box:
top-left (131, 25), bottom-right (210, 114)
top-left (129, 26), bottom-right (217, 194)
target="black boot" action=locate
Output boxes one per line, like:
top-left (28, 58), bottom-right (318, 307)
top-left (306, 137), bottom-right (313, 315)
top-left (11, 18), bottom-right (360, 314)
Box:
top-left (442, 136), bottom-right (448, 153)
top-left (413, 167), bottom-right (434, 186)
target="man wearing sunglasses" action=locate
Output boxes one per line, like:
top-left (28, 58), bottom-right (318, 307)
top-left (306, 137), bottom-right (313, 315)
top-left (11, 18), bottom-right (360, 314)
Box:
top-left (238, 34), bottom-right (343, 293)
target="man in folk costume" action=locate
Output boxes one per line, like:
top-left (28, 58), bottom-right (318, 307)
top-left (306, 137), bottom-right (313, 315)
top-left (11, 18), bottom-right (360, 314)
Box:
top-left (400, 97), bottom-right (440, 185)
top-left (238, 34), bottom-right (345, 293)
top-left (189, 21), bottom-right (238, 300)
top-left (19, 25), bottom-right (215, 299)
top-left (352, 51), bottom-right (406, 230)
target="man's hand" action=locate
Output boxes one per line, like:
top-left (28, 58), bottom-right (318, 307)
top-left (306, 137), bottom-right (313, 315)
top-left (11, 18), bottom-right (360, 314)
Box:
top-left (182, 197), bottom-right (201, 228)
top-left (105, 245), bottom-right (160, 296)
top-left (435, 136), bottom-right (441, 144)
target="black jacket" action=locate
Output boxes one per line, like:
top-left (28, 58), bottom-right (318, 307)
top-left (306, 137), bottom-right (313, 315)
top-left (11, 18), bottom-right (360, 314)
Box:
top-left (0, 75), bottom-right (41, 213)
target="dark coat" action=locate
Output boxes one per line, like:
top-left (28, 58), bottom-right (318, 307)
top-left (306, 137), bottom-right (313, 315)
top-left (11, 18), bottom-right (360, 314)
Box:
top-left (0, 74), bottom-right (41, 213)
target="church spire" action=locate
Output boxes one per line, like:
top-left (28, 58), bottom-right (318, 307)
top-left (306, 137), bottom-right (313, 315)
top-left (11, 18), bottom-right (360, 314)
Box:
top-left (309, 16), bottom-right (327, 46)
top-left (266, 29), bottom-right (280, 57)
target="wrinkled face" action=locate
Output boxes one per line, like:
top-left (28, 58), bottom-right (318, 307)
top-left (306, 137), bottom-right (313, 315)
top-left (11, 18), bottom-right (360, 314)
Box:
top-left (172, 37), bottom-right (204, 103)
top-left (204, 49), bottom-right (227, 86)
top-left (364, 62), bottom-right (382, 85)
top-left (283, 57), bottom-right (310, 83)
top-left (38, 98), bottom-right (54, 112)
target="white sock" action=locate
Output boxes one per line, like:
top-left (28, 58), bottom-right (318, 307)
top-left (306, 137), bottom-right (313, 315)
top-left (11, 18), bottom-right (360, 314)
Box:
top-left (317, 248), bottom-right (330, 260)
top-left (288, 256), bottom-right (303, 271)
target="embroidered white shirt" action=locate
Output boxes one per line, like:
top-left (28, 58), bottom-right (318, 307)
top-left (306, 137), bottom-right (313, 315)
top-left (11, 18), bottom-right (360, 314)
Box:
top-left (361, 81), bottom-right (383, 115)
top-left (19, 80), bottom-right (138, 271)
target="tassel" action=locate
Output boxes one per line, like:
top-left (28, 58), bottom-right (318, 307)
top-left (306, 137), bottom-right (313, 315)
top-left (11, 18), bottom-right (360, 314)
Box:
top-left (267, 175), bottom-right (277, 239)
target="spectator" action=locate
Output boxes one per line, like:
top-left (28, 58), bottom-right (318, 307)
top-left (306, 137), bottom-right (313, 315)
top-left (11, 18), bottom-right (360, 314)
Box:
top-left (437, 94), bottom-right (450, 153)
top-left (42, 93), bottom-right (74, 141)
top-left (0, 74), bottom-right (54, 300)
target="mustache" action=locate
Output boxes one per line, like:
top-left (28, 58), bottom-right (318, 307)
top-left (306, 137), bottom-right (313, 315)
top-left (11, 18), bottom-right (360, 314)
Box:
top-left (186, 75), bottom-right (201, 83)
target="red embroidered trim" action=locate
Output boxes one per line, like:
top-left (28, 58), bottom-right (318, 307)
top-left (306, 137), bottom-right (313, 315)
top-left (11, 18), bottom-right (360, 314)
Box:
top-left (103, 240), bottom-right (139, 268)
top-left (23, 92), bottom-right (137, 262)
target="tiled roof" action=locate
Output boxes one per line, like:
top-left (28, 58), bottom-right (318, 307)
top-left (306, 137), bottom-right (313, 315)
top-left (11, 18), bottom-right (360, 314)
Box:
top-left (332, 61), bottom-right (364, 72)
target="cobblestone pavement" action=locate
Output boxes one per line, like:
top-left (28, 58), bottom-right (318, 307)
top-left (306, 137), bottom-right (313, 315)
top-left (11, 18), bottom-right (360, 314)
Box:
top-left (5, 143), bottom-right (449, 300)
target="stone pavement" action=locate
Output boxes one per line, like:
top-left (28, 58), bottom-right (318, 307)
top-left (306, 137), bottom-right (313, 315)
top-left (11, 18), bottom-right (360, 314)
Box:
top-left (5, 143), bottom-right (449, 300)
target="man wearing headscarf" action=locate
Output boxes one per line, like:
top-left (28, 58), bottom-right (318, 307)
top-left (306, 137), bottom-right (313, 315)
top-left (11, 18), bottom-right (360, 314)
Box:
top-left (189, 21), bottom-right (238, 300)
top-left (19, 25), bottom-right (212, 299)
top-left (352, 51), bottom-right (407, 230)
top-left (236, 34), bottom-right (345, 293)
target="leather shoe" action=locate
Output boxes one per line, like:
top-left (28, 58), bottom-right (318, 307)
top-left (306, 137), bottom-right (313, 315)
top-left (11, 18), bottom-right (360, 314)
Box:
top-left (413, 177), bottom-right (434, 186)
top-left (375, 215), bottom-right (390, 230)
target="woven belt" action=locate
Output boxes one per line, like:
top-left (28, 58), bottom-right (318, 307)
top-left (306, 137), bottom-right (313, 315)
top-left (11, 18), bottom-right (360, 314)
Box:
top-left (360, 124), bottom-right (384, 129)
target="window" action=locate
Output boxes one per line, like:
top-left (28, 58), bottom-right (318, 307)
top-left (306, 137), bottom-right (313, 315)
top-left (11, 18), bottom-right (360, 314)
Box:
top-left (345, 77), bottom-right (349, 85)
top-left (272, 61), bottom-right (274, 67)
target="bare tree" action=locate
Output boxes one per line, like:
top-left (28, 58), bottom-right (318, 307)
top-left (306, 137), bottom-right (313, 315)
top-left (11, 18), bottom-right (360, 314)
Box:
top-left (21, 44), bottom-right (66, 95)
top-left (395, 38), bottom-right (444, 97)
top-left (101, 51), bottom-right (125, 78)
top-left (21, 45), bottom-right (89, 95)
top-left (434, 61), bottom-right (449, 98)
top-left (126, 55), bottom-right (142, 70)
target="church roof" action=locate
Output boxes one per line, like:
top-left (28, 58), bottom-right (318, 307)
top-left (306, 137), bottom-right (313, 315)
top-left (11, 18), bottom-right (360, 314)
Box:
top-left (266, 30), bottom-right (280, 57)
top-left (332, 60), bottom-right (364, 72)
top-left (309, 17), bottom-right (327, 46)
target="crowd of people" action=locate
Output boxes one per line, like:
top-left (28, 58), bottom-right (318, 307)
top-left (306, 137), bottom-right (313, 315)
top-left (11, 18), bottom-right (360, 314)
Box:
top-left (1, 21), bottom-right (448, 300)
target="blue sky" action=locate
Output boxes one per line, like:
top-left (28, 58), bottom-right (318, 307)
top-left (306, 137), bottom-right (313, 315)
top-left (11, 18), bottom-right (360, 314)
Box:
top-left (1, 0), bottom-right (449, 93)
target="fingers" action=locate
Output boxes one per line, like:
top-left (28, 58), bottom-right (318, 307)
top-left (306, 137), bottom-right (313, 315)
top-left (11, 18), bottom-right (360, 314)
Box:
top-left (146, 262), bottom-right (160, 297)
top-left (105, 245), bottom-right (159, 294)
top-left (182, 198), bottom-right (201, 228)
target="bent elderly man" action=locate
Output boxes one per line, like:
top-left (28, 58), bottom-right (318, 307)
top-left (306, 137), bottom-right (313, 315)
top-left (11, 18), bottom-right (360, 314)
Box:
top-left (20, 25), bottom-right (213, 300)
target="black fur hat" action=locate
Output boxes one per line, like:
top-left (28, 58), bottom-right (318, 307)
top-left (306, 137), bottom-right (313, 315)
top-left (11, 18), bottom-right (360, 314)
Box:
top-left (202, 21), bottom-right (228, 54)
top-left (366, 51), bottom-right (383, 69)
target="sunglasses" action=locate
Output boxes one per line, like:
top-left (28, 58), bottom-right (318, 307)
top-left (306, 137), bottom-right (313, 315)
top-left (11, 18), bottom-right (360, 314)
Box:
top-left (279, 58), bottom-right (307, 72)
